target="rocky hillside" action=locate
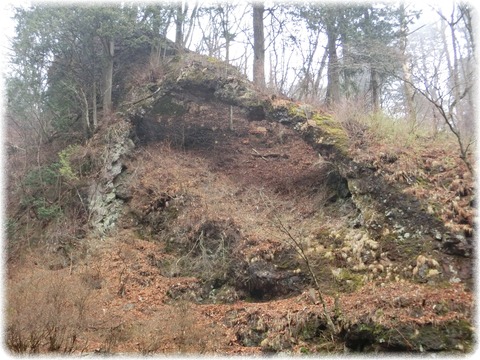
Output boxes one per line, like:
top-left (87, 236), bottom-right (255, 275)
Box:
top-left (6, 52), bottom-right (474, 354)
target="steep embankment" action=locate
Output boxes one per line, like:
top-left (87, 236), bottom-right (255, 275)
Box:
top-left (7, 53), bottom-right (474, 354)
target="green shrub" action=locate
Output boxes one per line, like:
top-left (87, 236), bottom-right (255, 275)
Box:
top-left (58, 145), bottom-right (79, 181)
top-left (23, 164), bottom-right (60, 189)
top-left (32, 198), bottom-right (63, 221)
top-left (20, 146), bottom-right (83, 223)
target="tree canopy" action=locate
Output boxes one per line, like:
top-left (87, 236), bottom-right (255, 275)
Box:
top-left (5, 1), bottom-right (475, 164)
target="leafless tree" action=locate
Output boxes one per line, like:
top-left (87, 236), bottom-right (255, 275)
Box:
top-left (253, 2), bottom-right (266, 89)
top-left (405, 4), bottom-right (475, 173)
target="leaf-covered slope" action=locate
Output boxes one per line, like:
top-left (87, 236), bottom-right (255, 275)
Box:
top-left (6, 51), bottom-right (474, 354)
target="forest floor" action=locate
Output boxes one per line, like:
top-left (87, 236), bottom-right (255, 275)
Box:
top-left (5, 55), bottom-right (475, 355)
top-left (7, 96), bottom-right (475, 355)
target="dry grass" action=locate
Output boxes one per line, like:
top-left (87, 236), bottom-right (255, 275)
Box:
top-left (121, 137), bottom-right (354, 297)
top-left (5, 270), bottom-right (92, 354)
top-left (130, 301), bottom-right (225, 354)
top-left (126, 141), bottom-right (300, 246)
top-left (147, 142), bottom-right (308, 207)
top-left (334, 99), bottom-right (427, 151)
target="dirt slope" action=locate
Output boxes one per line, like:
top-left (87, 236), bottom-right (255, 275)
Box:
top-left (6, 53), bottom-right (474, 355)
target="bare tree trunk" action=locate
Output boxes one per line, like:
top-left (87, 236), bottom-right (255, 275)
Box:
top-left (243, 43), bottom-right (249, 76)
top-left (149, 5), bottom-right (162, 65)
top-left (459, 18), bottom-right (475, 135)
top-left (325, 16), bottom-right (340, 106)
top-left (175, 3), bottom-right (184, 48)
top-left (338, 12), bottom-right (355, 99)
top-left (102, 38), bottom-right (114, 117)
top-left (184, 3), bottom-right (199, 49)
top-left (402, 62), bottom-right (416, 126)
top-left (448, 13), bottom-right (462, 109)
top-left (436, 6), bottom-right (475, 154)
top-left (438, 11), bottom-right (461, 113)
top-left (399, 4), bottom-right (416, 127)
top-left (224, 10), bottom-right (231, 75)
top-left (370, 66), bottom-right (380, 112)
top-left (162, 9), bottom-right (174, 60)
top-left (314, 50), bottom-right (328, 98)
top-left (363, 7), bottom-right (380, 112)
top-left (268, 52), bottom-right (275, 89)
top-left (253, 3), bottom-right (266, 89)
top-left (402, 73), bottom-right (474, 174)
top-left (79, 86), bottom-right (90, 136)
top-left (225, 36), bottom-right (230, 63)
top-left (92, 81), bottom-right (97, 130)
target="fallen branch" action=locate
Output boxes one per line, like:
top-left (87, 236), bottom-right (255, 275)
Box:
top-left (124, 87), bottom-right (163, 111)
top-left (251, 151), bottom-right (289, 159)
top-left (251, 148), bottom-right (268, 161)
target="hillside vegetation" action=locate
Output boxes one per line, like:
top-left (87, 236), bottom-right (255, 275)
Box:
top-left (5, 50), bottom-right (474, 355)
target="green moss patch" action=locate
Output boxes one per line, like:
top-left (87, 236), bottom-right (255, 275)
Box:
top-left (311, 112), bottom-right (349, 155)
top-left (269, 101), bottom-right (350, 156)
top-left (345, 320), bottom-right (474, 352)
top-left (332, 268), bottom-right (364, 292)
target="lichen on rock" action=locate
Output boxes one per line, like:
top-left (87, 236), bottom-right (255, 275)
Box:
top-left (88, 119), bottom-right (135, 235)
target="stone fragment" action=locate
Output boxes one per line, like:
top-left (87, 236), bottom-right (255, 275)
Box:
top-left (427, 269), bottom-right (440, 278)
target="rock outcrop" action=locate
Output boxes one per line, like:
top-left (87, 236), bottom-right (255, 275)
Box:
top-left (78, 52), bottom-right (473, 353)
top-left (87, 120), bottom-right (134, 235)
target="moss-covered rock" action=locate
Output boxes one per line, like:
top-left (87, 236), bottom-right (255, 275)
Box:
top-left (267, 100), bottom-right (349, 157)
top-left (312, 113), bottom-right (349, 154)
top-left (160, 54), bottom-right (272, 120)
top-left (87, 119), bottom-right (135, 235)
top-left (344, 320), bottom-right (474, 353)
top-left (331, 268), bottom-right (365, 292)
top-left (297, 111), bottom-right (349, 155)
